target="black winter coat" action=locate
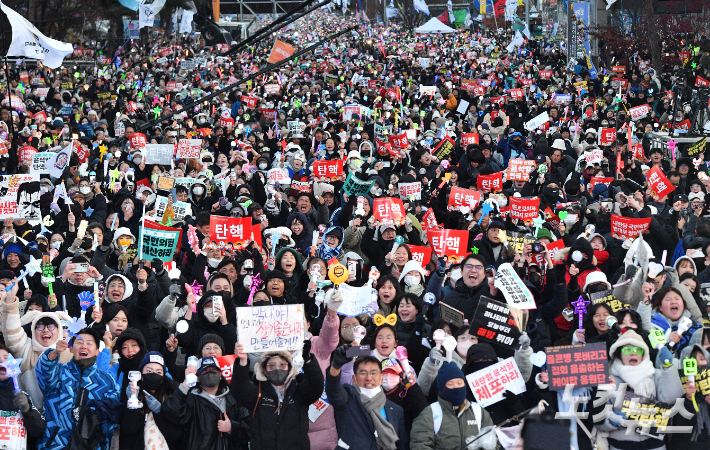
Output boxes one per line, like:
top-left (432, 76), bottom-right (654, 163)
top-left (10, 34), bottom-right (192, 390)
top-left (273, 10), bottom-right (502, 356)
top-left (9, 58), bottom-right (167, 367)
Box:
top-left (440, 279), bottom-right (505, 322)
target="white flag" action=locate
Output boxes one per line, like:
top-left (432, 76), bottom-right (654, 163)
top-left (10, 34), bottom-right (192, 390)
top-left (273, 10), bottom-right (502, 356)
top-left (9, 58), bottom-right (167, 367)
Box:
top-left (179, 10), bottom-right (195, 33)
top-left (0, 1), bottom-right (72, 69)
top-left (139, 5), bottom-right (156, 28)
top-left (605, 0), bottom-right (617, 8)
top-left (413, 0), bottom-right (430, 15)
top-left (45, 142), bottom-right (72, 179)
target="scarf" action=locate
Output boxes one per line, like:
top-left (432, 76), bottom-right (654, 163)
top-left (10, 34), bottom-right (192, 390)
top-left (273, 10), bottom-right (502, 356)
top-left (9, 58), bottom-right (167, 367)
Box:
top-left (317, 242), bottom-right (342, 261)
top-left (405, 284), bottom-right (424, 297)
top-left (355, 385), bottom-right (399, 450)
top-left (611, 359), bottom-right (656, 399)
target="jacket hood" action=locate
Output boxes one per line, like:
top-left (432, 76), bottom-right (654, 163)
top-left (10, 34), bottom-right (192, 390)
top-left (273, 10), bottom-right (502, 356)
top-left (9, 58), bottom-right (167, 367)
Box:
top-left (680, 328), bottom-right (710, 361)
top-left (21, 309), bottom-right (72, 353)
top-left (104, 274), bottom-right (134, 302)
top-left (189, 180), bottom-right (208, 202)
top-left (254, 350), bottom-right (296, 382)
top-left (274, 247), bottom-right (304, 275)
top-left (674, 256), bottom-right (697, 275)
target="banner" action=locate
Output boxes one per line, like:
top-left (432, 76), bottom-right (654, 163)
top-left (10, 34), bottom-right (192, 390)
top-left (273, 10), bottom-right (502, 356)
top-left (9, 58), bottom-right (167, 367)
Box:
top-left (343, 172), bottom-right (375, 196)
top-left (448, 187), bottom-right (481, 211)
top-left (477, 172), bottom-right (503, 192)
top-left (494, 263), bottom-right (536, 310)
top-left (507, 158), bottom-right (535, 181)
top-left (144, 144), bottom-right (174, 165)
top-left (611, 214), bottom-right (651, 240)
top-left (571, 2), bottom-right (597, 79)
top-left (471, 297), bottom-right (523, 348)
top-left (510, 196), bottom-right (540, 221)
top-left (390, 133), bottom-right (408, 149)
top-left (545, 342), bottom-right (609, 390)
top-left (428, 229), bottom-right (469, 259)
top-left (209, 216), bottom-right (251, 244)
top-left (139, 220), bottom-right (182, 262)
top-left (236, 304), bottom-right (305, 352)
top-left (373, 197), bottom-right (405, 225)
top-left (466, 357), bottom-right (526, 407)
top-left (525, 111), bottom-right (549, 131)
top-left (589, 289), bottom-right (629, 313)
top-left (176, 139), bottom-right (201, 159)
top-left (398, 182), bottom-right (422, 200)
top-left (312, 159), bottom-right (343, 180)
top-left (647, 165), bottom-right (675, 199)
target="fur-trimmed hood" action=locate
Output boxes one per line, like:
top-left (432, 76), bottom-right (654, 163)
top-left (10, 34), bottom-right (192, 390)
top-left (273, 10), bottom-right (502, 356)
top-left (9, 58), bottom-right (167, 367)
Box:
top-left (254, 350), bottom-right (296, 382)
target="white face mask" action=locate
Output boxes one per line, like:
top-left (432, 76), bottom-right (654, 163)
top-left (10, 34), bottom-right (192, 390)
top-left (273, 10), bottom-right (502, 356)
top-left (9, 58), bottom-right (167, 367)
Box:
top-left (51, 241), bottom-right (62, 250)
top-left (381, 373), bottom-right (400, 392)
top-left (80, 186), bottom-right (90, 195)
top-left (208, 258), bottom-right (221, 268)
top-left (450, 268), bottom-right (462, 282)
top-left (134, 158), bottom-right (142, 165)
top-left (258, 163), bottom-right (268, 170)
top-left (348, 159), bottom-right (362, 171)
top-left (563, 214), bottom-right (578, 226)
top-left (203, 308), bottom-right (218, 323)
top-left (194, 186), bottom-right (204, 195)
top-left (358, 386), bottom-right (382, 398)
top-left (457, 340), bottom-right (474, 356)
top-left (370, 187), bottom-right (382, 196)
top-left (403, 275), bottom-right (420, 286)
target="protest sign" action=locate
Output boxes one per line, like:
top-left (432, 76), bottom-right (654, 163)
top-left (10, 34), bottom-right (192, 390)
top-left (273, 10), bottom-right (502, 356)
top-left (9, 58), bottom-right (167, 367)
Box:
top-left (343, 172), bottom-right (375, 196)
top-left (448, 187), bottom-right (481, 211)
top-left (30, 152), bottom-right (52, 174)
top-left (267, 39), bottom-right (296, 63)
top-left (589, 289), bottom-right (629, 313)
top-left (471, 297), bottom-right (523, 348)
top-left (308, 387), bottom-right (331, 423)
top-left (680, 364), bottom-right (710, 396)
top-left (466, 357), bottom-right (526, 407)
top-left (138, 220), bottom-right (182, 262)
top-left (545, 342), bottom-right (609, 390)
top-left (236, 304), bottom-right (305, 352)
top-left (428, 229), bottom-right (469, 259)
top-left (408, 245), bottom-right (432, 267)
top-left (129, 133), bottom-right (147, 148)
top-left (156, 177), bottom-right (175, 191)
top-left (176, 139), bottom-right (202, 159)
top-left (525, 111), bottom-right (549, 131)
top-left (216, 355), bottom-right (237, 382)
top-left (264, 84), bottom-right (280, 95)
top-left (398, 182), bottom-right (422, 200)
top-left (180, 60), bottom-right (196, 70)
top-left (312, 159), bottom-right (343, 180)
top-left (696, 76), bottom-right (710, 87)
top-left (175, 177), bottom-right (196, 190)
top-left (154, 196), bottom-right (191, 222)
top-left (632, 143), bottom-right (644, 159)
top-left (374, 124), bottom-right (391, 142)
top-left (19, 146), bottom-right (37, 165)
top-left (432, 136), bottom-right (455, 161)
top-left (544, 239), bottom-right (565, 264)
top-left (598, 128), bottom-right (616, 146)
top-left (421, 208), bottom-right (439, 230)
top-left (290, 174), bottom-right (311, 194)
top-left (589, 177), bottom-right (613, 191)
top-left (373, 197), bottom-right (405, 225)
top-left (510, 197), bottom-right (540, 221)
top-left (508, 88), bottom-right (524, 100)
top-left (389, 133), bottom-right (408, 149)
top-left (494, 263), bottom-right (536, 310)
top-left (439, 302), bottom-right (465, 327)
top-left (682, 138), bottom-right (706, 157)
top-left (584, 149), bottom-right (604, 164)
top-left (337, 283), bottom-right (376, 317)
top-left (629, 104), bottom-right (650, 120)
top-left (611, 214), bottom-right (652, 240)
top-left (268, 168), bottom-right (290, 183)
top-left (144, 144), bottom-right (174, 165)
top-left (477, 172), bottom-right (503, 192)
top-left (0, 174), bottom-right (39, 219)
top-left (418, 58), bottom-right (431, 68)
top-left (619, 392), bottom-right (673, 435)
top-left (507, 158), bottom-right (535, 181)
top-left (210, 216), bottom-right (251, 244)
top-left (343, 104), bottom-right (362, 121)
top-left (646, 165), bottom-right (675, 199)
top-left (461, 133), bottom-right (479, 147)
top-left (241, 96), bottom-right (258, 109)
top-left (505, 231), bottom-right (528, 255)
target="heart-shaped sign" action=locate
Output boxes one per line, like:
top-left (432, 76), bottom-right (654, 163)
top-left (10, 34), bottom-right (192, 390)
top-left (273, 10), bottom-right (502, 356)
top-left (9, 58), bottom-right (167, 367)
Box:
top-left (530, 351), bottom-right (546, 367)
top-left (558, 211), bottom-right (568, 220)
top-left (460, 206), bottom-right (470, 215)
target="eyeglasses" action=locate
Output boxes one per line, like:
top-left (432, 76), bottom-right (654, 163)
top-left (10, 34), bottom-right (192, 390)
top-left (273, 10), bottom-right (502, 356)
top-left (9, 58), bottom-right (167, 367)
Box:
top-left (621, 346), bottom-right (645, 356)
top-left (457, 335), bottom-right (476, 342)
top-left (108, 283), bottom-right (125, 289)
top-left (266, 363), bottom-right (289, 370)
top-left (357, 370), bottom-right (380, 377)
top-left (203, 345), bottom-right (221, 352)
top-left (342, 325), bottom-right (354, 330)
top-left (376, 335), bottom-right (395, 342)
top-left (268, 279), bottom-right (284, 284)
top-left (36, 323), bottom-right (57, 331)
top-left (463, 264), bottom-right (485, 272)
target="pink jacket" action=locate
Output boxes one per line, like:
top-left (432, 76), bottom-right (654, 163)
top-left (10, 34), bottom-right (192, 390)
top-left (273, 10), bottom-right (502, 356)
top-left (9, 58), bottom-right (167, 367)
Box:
top-left (307, 312), bottom-right (340, 450)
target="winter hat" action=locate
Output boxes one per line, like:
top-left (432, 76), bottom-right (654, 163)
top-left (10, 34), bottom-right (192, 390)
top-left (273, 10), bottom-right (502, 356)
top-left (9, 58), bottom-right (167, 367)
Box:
top-left (488, 221), bottom-right (506, 231)
top-left (587, 233), bottom-right (608, 250)
top-left (536, 227), bottom-right (552, 240)
top-left (2, 243), bottom-right (21, 261)
top-left (398, 260), bottom-right (426, 282)
top-left (582, 271), bottom-right (611, 292)
top-left (198, 333), bottom-right (226, 354)
top-left (325, 227), bottom-right (344, 243)
top-left (437, 361), bottom-right (466, 392)
top-left (609, 329), bottom-right (649, 362)
top-left (114, 327), bottom-right (148, 354)
top-left (139, 351), bottom-right (166, 370)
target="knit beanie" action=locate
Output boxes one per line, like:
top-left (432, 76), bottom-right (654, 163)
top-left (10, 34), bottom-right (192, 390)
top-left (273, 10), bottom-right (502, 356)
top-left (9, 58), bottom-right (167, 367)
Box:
top-left (198, 333), bottom-right (226, 354)
top-left (437, 361), bottom-right (466, 392)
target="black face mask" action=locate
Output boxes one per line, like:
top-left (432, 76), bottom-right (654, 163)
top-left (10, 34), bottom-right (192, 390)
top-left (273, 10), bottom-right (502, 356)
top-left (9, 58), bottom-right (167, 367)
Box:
top-left (198, 372), bottom-right (221, 388)
top-left (142, 373), bottom-right (163, 391)
top-left (586, 137), bottom-right (596, 144)
top-left (37, 243), bottom-right (47, 252)
top-left (512, 139), bottom-right (522, 147)
top-left (544, 187), bottom-right (560, 199)
top-left (266, 369), bottom-right (289, 386)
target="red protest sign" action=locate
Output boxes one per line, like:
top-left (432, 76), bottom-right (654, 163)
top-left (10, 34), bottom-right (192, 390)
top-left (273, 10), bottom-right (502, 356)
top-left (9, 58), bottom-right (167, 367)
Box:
top-left (647, 165), bottom-right (675, 199)
top-left (408, 245), bottom-right (432, 267)
top-left (473, 85), bottom-right (486, 95)
top-left (390, 133), bottom-right (408, 149)
top-left (209, 216), bottom-right (252, 244)
top-left (428, 229), bottom-right (469, 259)
top-left (599, 128), bottom-right (616, 146)
top-left (671, 119), bottom-right (692, 132)
top-left (129, 133), bottom-right (146, 148)
top-left (241, 96), bottom-right (258, 109)
top-left (422, 208), bottom-right (438, 230)
top-left (461, 133), bottom-right (479, 147)
top-left (375, 139), bottom-right (393, 157)
top-left (289, 174), bottom-right (311, 194)
top-left (589, 177), bottom-right (614, 191)
top-left (19, 145), bottom-right (37, 164)
top-left (312, 159), bottom-right (343, 180)
top-left (448, 187), bottom-right (481, 211)
top-left (176, 139), bottom-right (202, 159)
top-left (461, 79), bottom-right (477, 91)
top-left (519, 78), bottom-right (533, 86)
top-left (220, 117), bottom-right (234, 129)
top-left (251, 224), bottom-right (263, 249)
top-left (510, 197), bottom-right (540, 221)
top-left (545, 239), bottom-right (565, 264)
top-left (477, 172), bottom-right (503, 193)
top-left (611, 214), bottom-right (652, 240)
top-left (612, 65), bottom-right (626, 73)
top-left (499, 206), bottom-right (510, 219)
top-left (612, 78), bottom-right (628, 89)
top-left (491, 96), bottom-right (505, 106)
top-left (216, 355), bottom-right (237, 382)
top-left (373, 198), bottom-right (405, 224)
top-left (260, 108), bottom-right (276, 121)
top-left (696, 76), bottom-right (710, 88)
top-left (415, 43), bottom-right (425, 52)
top-left (75, 143), bottom-right (89, 164)
top-left (629, 104), bottom-right (650, 120)
top-left (508, 89), bottom-right (524, 100)
top-left (632, 144), bottom-right (644, 159)
top-left (507, 158), bottom-right (536, 181)
top-left (539, 71), bottom-right (552, 79)
top-left (679, 51), bottom-right (690, 61)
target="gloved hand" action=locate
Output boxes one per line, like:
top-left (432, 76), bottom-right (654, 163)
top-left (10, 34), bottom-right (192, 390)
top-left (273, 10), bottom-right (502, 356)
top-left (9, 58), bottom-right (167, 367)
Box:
top-left (414, 313), bottom-right (426, 334)
top-left (429, 347), bottom-right (444, 366)
top-left (152, 258), bottom-right (165, 276)
top-left (331, 344), bottom-right (353, 370)
top-left (469, 223), bottom-right (481, 237)
top-left (102, 230), bottom-right (114, 247)
top-left (328, 288), bottom-right (343, 313)
top-left (607, 411), bottom-right (627, 427)
top-left (302, 339), bottom-right (312, 362)
top-left (169, 283), bottom-right (181, 302)
top-left (518, 332), bottom-right (531, 351)
top-left (436, 257), bottom-right (447, 275)
top-left (656, 346), bottom-right (674, 369)
top-left (404, 216), bottom-right (413, 232)
top-left (501, 390), bottom-right (518, 406)
top-left (554, 263), bottom-right (567, 282)
top-left (69, 237), bottom-right (83, 253)
top-left (144, 391), bottom-right (162, 414)
top-left (12, 392), bottom-right (29, 413)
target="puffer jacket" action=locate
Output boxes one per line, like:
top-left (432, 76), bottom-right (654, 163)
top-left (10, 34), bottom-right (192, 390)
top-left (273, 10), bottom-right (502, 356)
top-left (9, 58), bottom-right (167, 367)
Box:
top-left (307, 312), bottom-right (341, 450)
top-left (410, 397), bottom-right (495, 450)
top-left (175, 293), bottom-right (238, 357)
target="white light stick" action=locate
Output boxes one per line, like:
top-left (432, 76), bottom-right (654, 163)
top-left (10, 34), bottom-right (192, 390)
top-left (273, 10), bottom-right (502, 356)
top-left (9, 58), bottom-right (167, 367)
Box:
top-left (433, 329), bottom-right (445, 350)
top-left (352, 326), bottom-right (366, 346)
top-left (670, 317), bottom-right (693, 348)
top-left (127, 371), bottom-right (143, 409)
top-left (442, 335), bottom-right (457, 363)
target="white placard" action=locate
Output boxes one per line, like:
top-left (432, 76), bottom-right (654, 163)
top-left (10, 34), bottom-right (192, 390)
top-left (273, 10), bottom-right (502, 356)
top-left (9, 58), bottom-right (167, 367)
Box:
top-left (466, 357), bottom-right (526, 407)
top-left (494, 263), bottom-right (536, 310)
top-left (144, 144), bottom-right (174, 165)
top-left (336, 283), bottom-right (376, 317)
top-left (236, 304), bottom-right (305, 353)
top-left (398, 182), bottom-right (422, 200)
top-left (176, 139), bottom-right (202, 159)
top-left (524, 111), bottom-right (550, 131)
top-left (30, 152), bottom-right (53, 174)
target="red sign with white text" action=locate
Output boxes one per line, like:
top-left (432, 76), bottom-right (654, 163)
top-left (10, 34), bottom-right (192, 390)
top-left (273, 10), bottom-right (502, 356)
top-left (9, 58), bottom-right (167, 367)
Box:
top-left (408, 245), bottom-right (433, 267)
top-left (129, 133), bottom-right (146, 148)
top-left (373, 197), bottom-right (405, 224)
top-left (209, 216), bottom-right (252, 243)
top-left (647, 165), bottom-right (675, 199)
top-left (461, 133), bottom-right (479, 147)
top-left (428, 229), bottom-right (469, 258)
top-left (477, 172), bottom-right (503, 192)
top-left (510, 197), bottom-right (540, 221)
top-left (611, 214), bottom-right (652, 240)
top-left (508, 159), bottom-right (536, 181)
top-left (448, 187), bottom-right (481, 210)
top-left (312, 159), bottom-right (343, 180)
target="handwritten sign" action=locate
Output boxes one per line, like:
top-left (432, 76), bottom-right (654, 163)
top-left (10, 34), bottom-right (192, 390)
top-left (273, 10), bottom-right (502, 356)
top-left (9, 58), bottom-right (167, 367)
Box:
top-left (494, 263), bottom-right (536, 310)
top-left (236, 304), bottom-right (305, 352)
top-left (466, 357), bottom-right (526, 407)
top-left (144, 144), bottom-right (174, 165)
top-left (176, 139), bottom-right (202, 159)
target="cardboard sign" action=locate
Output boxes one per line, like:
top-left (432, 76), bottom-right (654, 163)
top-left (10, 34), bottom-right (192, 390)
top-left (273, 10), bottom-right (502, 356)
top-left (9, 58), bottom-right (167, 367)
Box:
top-left (448, 187), bottom-right (481, 211)
top-left (507, 158), bottom-right (536, 181)
top-left (546, 343), bottom-right (609, 390)
top-left (647, 165), bottom-right (675, 199)
top-left (176, 139), bottom-right (202, 159)
top-left (373, 197), bottom-right (405, 224)
top-left (611, 214), bottom-right (652, 240)
top-left (428, 229), bottom-right (469, 259)
top-left (129, 133), bottom-right (147, 148)
top-left (398, 182), bottom-right (422, 200)
top-left (157, 176), bottom-right (175, 191)
top-left (439, 302), bottom-right (465, 327)
top-left (629, 104), bottom-right (650, 120)
top-left (510, 197), bottom-right (540, 221)
top-left (471, 297), bottom-right (523, 348)
top-left (461, 133), bottom-right (479, 147)
top-left (236, 304), bottom-right (305, 352)
top-left (432, 136), bottom-right (455, 161)
top-left (466, 357), bottom-right (526, 407)
top-left (144, 144), bottom-right (174, 165)
top-left (494, 263), bottom-right (536, 310)
top-left (477, 172), bottom-right (503, 192)
top-left (312, 159), bottom-right (343, 180)
top-left (138, 220), bottom-right (182, 262)
top-left (589, 289), bottom-right (629, 313)
top-left (337, 283), bottom-right (377, 317)
top-left (589, 177), bottom-right (614, 191)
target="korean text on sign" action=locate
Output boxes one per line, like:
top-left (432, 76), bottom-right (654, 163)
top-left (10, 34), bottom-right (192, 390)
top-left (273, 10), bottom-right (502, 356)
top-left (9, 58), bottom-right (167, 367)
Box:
top-left (471, 297), bottom-right (523, 348)
top-left (209, 216), bottom-right (251, 243)
top-left (507, 159), bottom-right (536, 181)
top-left (466, 357), bottom-right (526, 407)
top-left (236, 304), bottom-right (305, 352)
top-left (545, 342), bottom-right (609, 390)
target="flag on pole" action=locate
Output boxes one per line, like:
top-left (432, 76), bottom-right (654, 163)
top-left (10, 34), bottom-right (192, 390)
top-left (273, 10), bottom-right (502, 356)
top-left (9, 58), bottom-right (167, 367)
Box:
top-left (0, 1), bottom-right (72, 69)
top-left (413, 0), bottom-right (430, 15)
top-left (447, 0), bottom-right (455, 24)
top-left (44, 142), bottom-right (73, 179)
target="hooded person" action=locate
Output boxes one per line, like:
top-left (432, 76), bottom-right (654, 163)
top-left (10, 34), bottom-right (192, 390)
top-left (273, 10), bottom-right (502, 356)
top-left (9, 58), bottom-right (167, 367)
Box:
top-left (273, 246), bottom-right (305, 292)
top-left (317, 226), bottom-right (344, 262)
top-left (174, 290), bottom-right (237, 357)
top-left (673, 339), bottom-right (710, 450)
top-left (286, 211), bottom-right (314, 257)
top-left (108, 227), bottom-right (137, 271)
top-left (410, 361), bottom-right (495, 449)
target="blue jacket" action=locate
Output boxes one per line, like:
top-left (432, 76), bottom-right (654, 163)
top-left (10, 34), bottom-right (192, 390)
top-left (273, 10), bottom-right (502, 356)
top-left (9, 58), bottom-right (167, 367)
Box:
top-left (325, 371), bottom-right (407, 450)
top-left (497, 132), bottom-right (526, 167)
top-left (36, 350), bottom-right (122, 450)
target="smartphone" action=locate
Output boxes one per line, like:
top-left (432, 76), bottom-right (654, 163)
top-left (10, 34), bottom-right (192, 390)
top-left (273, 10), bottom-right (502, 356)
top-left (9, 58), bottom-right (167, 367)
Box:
top-left (346, 345), bottom-right (371, 358)
top-left (485, 267), bottom-right (494, 278)
top-left (90, 174), bottom-right (96, 184)
top-left (347, 261), bottom-right (357, 275)
top-left (213, 296), bottom-right (223, 316)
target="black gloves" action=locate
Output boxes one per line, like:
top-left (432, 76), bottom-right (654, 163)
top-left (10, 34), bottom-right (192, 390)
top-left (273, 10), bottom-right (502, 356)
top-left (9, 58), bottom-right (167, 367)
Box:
top-left (302, 339), bottom-right (312, 362)
top-left (12, 392), bottom-right (29, 413)
top-left (152, 258), bottom-right (165, 276)
top-left (331, 344), bottom-right (352, 370)
top-left (414, 313), bottom-right (426, 334)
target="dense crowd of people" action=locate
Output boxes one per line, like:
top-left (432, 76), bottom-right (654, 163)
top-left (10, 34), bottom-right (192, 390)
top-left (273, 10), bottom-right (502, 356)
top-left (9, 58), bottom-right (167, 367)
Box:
top-left (0, 7), bottom-right (708, 450)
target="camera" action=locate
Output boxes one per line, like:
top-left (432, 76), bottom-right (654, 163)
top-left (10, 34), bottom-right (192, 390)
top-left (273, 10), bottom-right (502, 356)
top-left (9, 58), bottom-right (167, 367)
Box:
top-left (530, 240), bottom-right (545, 254)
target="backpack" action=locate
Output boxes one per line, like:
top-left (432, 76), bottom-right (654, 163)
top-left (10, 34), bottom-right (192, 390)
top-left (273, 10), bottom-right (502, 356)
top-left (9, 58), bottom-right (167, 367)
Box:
top-left (430, 400), bottom-right (482, 435)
